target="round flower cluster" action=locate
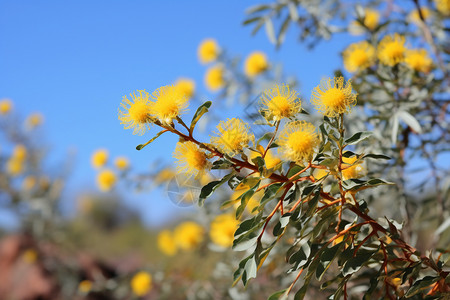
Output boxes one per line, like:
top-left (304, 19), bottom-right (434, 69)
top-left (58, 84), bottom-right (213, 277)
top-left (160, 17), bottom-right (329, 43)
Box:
top-left (90, 148), bottom-right (130, 192)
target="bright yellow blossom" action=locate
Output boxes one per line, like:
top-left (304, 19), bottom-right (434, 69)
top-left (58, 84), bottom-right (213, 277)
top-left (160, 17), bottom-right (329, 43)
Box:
top-left (78, 280), bottom-right (93, 293)
top-left (174, 221), bottom-right (204, 251)
top-left (209, 214), bottom-right (239, 247)
top-left (154, 168), bottom-right (176, 184)
top-left (7, 158), bottom-right (24, 176)
top-left (311, 77), bottom-right (357, 117)
top-left (277, 121), bottom-right (319, 164)
top-left (131, 271), bottom-right (152, 297)
top-left (250, 148), bottom-right (281, 170)
top-left (260, 84), bottom-right (301, 121)
top-left (244, 51), bottom-right (268, 77)
top-left (409, 7), bottom-right (431, 24)
top-left (342, 156), bottom-right (365, 180)
top-left (149, 85), bottom-right (188, 124)
top-left (91, 149), bottom-right (108, 169)
top-left (405, 49), bottom-right (433, 73)
top-left (0, 99), bottom-right (12, 115)
top-left (198, 38), bottom-right (219, 64)
top-left (211, 118), bottom-right (254, 156)
top-left (435, 0), bottom-right (450, 15)
top-left (175, 78), bottom-right (196, 99)
top-left (118, 90), bottom-right (152, 135)
top-left (231, 185), bottom-right (263, 214)
top-left (173, 141), bottom-right (210, 178)
top-left (205, 65), bottom-right (225, 91)
top-left (96, 169), bottom-right (117, 192)
top-left (157, 230), bottom-right (177, 256)
top-left (343, 41), bottom-right (376, 73)
top-left (13, 144), bottom-right (27, 161)
top-left (26, 113), bottom-right (44, 128)
top-left (114, 156), bottom-right (130, 170)
top-left (377, 34), bottom-right (407, 66)
top-left (350, 9), bottom-right (380, 34)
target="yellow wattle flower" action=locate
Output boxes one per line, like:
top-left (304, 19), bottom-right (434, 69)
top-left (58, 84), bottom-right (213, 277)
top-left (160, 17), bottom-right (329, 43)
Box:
top-left (231, 182), bottom-right (263, 214)
top-left (209, 214), bottom-right (239, 248)
top-left (198, 38), bottom-right (219, 64)
top-left (173, 141), bottom-right (210, 178)
top-left (205, 65), bottom-right (225, 91)
top-left (118, 90), bottom-right (152, 135)
top-left (350, 9), bottom-right (380, 34)
top-left (154, 168), bottom-right (176, 184)
top-left (22, 249), bottom-right (37, 264)
top-left (13, 144), bottom-right (27, 161)
top-left (249, 148), bottom-right (281, 170)
top-left (343, 41), bottom-right (376, 73)
top-left (26, 113), bottom-right (44, 128)
top-left (174, 221), bottom-right (204, 251)
top-left (377, 34), bottom-right (407, 66)
top-left (131, 271), bottom-right (152, 297)
top-left (150, 85), bottom-right (188, 124)
top-left (277, 121), bottom-right (319, 165)
top-left (435, 0), bottom-right (450, 15)
top-left (311, 77), bottom-right (357, 117)
top-left (7, 158), bottom-right (25, 176)
top-left (244, 51), bottom-right (268, 77)
top-left (91, 149), bottom-right (108, 169)
top-left (260, 84), bottom-right (301, 121)
top-left (114, 156), bottom-right (130, 170)
top-left (96, 169), bottom-right (117, 192)
top-left (175, 78), bottom-right (196, 99)
top-left (211, 118), bottom-right (255, 156)
top-left (0, 98), bottom-right (13, 115)
top-left (342, 156), bottom-right (365, 180)
top-left (404, 49), bottom-right (433, 73)
top-left (409, 7), bottom-right (431, 24)
top-left (157, 230), bottom-right (177, 256)
top-left (78, 280), bottom-right (93, 293)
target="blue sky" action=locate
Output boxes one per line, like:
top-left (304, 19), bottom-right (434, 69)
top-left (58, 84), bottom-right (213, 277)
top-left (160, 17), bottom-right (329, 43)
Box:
top-left (0, 0), bottom-right (358, 227)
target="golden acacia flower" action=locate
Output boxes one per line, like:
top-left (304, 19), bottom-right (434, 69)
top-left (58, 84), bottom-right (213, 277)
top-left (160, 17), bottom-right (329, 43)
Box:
top-left (231, 183), bottom-right (263, 214)
top-left (174, 221), bottom-right (204, 251)
top-left (13, 144), bottom-right (27, 161)
top-left (78, 280), bottom-right (93, 293)
top-left (405, 49), bottom-right (433, 73)
top-left (96, 169), bottom-right (117, 192)
top-left (91, 149), bottom-right (108, 169)
top-left (22, 249), bottom-right (37, 264)
top-left (175, 77), bottom-right (196, 99)
top-left (205, 65), bottom-right (225, 91)
top-left (342, 156), bottom-right (365, 180)
top-left (211, 118), bottom-right (254, 156)
top-left (377, 34), bottom-right (407, 66)
top-left (311, 77), bottom-right (357, 117)
top-left (250, 148), bottom-right (281, 170)
top-left (277, 121), bottom-right (319, 164)
top-left (350, 9), bottom-right (380, 34)
top-left (435, 0), bottom-right (450, 15)
top-left (149, 85), bottom-right (188, 124)
top-left (244, 51), bottom-right (268, 77)
top-left (131, 271), bottom-right (152, 297)
top-left (198, 38), bottom-right (219, 64)
top-left (173, 141), bottom-right (210, 178)
top-left (209, 214), bottom-right (239, 248)
top-left (0, 99), bottom-right (12, 115)
top-left (157, 230), bottom-right (177, 256)
top-left (114, 156), bottom-right (130, 170)
top-left (154, 168), bottom-right (176, 184)
top-left (26, 113), bottom-right (44, 128)
top-left (7, 158), bottom-right (24, 176)
top-left (409, 7), bottom-right (431, 24)
top-left (260, 84), bottom-right (301, 121)
top-left (118, 90), bottom-right (152, 135)
top-left (343, 41), bottom-right (376, 73)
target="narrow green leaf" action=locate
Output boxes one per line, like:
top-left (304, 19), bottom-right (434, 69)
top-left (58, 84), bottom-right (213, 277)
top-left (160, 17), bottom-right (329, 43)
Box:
top-left (405, 276), bottom-right (439, 298)
top-left (345, 131), bottom-right (372, 145)
top-left (363, 153), bottom-right (391, 160)
top-left (136, 130), bottom-right (168, 150)
top-left (199, 173), bottom-right (233, 206)
top-left (268, 289), bottom-right (287, 300)
top-left (342, 248), bottom-right (377, 276)
top-left (189, 101), bottom-right (211, 134)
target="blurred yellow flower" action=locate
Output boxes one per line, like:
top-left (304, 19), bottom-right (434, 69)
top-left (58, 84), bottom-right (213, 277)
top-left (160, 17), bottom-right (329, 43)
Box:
top-left (343, 41), bottom-right (376, 73)
top-left (96, 169), bottom-right (117, 192)
top-left (250, 148), bottom-right (281, 170)
top-left (211, 118), bottom-right (254, 156)
top-left (198, 38), bottom-right (219, 64)
top-left (231, 183), bottom-right (263, 214)
top-left (78, 280), bottom-right (93, 293)
top-left (205, 65), bottom-right (225, 91)
top-left (26, 112), bottom-right (44, 128)
top-left (313, 168), bottom-right (329, 180)
top-left (174, 221), bottom-right (204, 251)
top-left (342, 156), bottom-right (365, 180)
top-left (351, 9), bottom-right (380, 34)
top-left (405, 49), bottom-right (433, 73)
top-left (150, 85), bottom-right (188, 124)
top-left (175, 78), bottom-right (196, 99)
top-left (157, 230), bottom-right (177, 256)
top-left (22, 175), bottom-right (37, 190)
top-left (22, 249), bottom-right (37, 264)
top-left (0, 98), bottom-right (13, 115)
top-left (131, 271), bottom-right (152, 297)
top-left (435, 0), bottom-right (450, 15)
top-left (118, 90), bottom-right (152, 135)
top-left (311, 77), bottom-right (357, 117)
top-left (244, 51), bottom-right (268, 77)
top-left (260, 84), bottom-right (301, 121)
top-left (154, 168), bottom-right (176, 184)
top-left (173, 141), bottom-right (210, 178)
top-left (277, 121), bottom-right (319, 165)
top-left (91, 149), bottom-right (108, 169)
top-left (114, 156), bottom-right (130, 170)
top-left (209, 214), bottom-right (239, 247)
top-left (377, 34), bottom-right (407, 66)
top-left (409, 7), bottom-right (431, 24)
top-left (7, 158), bottom-right (25, 176)
top-left (13, 144), bottom-right (27, 161)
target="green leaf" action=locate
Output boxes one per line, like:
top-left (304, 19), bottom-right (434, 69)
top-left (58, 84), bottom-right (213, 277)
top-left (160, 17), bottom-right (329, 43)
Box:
top-left (342, 247), bottom-right (378, 276)
top-left (316, 243), bottom-right (343, 280)
top-left (199, 173), bottom-right (233, 206)
top-left (136, 130), bottom-right (168, 150)
top-left (264, 17), bottom-right (277, 44)
top-left (398, 110), bottom-right (422, 134)
top-left (235, 213), bottom-right (263, 236)
top-left (345, 131), bottom-right (372, 145)
top-left (242, 256), bottom-right (258, 285)
top-left (405, 276), bottom-right (439, 298)
top-left (343, 178), bottom-right (395, 191)
top-left (273, 213), bottom-right (291, 236)
top-left (251, 156), bottom-right (265, 173)
top-left (267, 289), bottom-right (287, 300)
top-left (189, 101), bottom-right (211, 134)
top-left (363, 153), bottom-right (391, 160)
top-left (212, 159), bottom-right (233, 169)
